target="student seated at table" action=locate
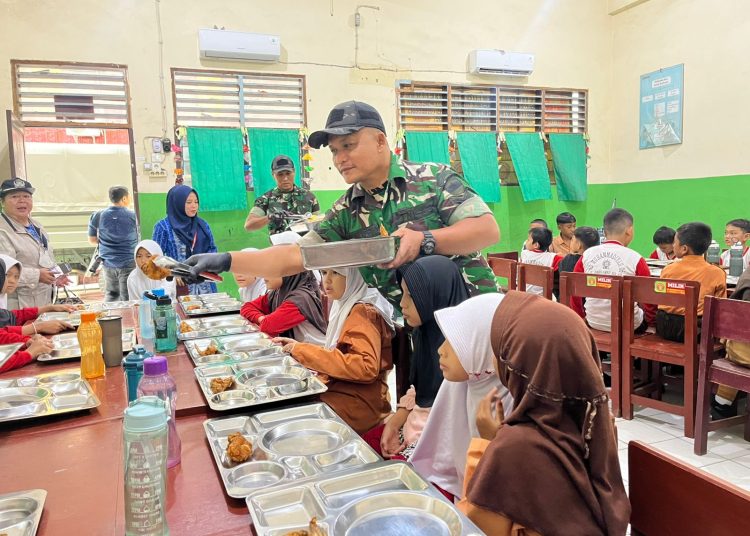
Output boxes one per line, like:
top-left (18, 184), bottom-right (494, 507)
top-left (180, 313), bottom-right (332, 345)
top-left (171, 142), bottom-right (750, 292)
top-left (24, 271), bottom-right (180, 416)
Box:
top-left (374, 256), bottom-right (470, 460)
top-left (274, 267), bottom-right (394, 434)
top-left (410, 293), bottom-right (513, 500)
top-left (650, 226), bottom-right (676, 260)
top-left (126, 240), bottom-right (177, 301)
top-left (656, 223), bottom-right (726, 342)
top-left (521, 218), bottom-right (549, 251)
top-left (720, 218), bottom-right (750, 270)
top-left (712, 265), bottom-right (750, 419)
top-left (240, 270), bottom-right (327, 345)
top-left (560, 226), bottom-right (600, 273)
top-left (458, 291), bottom-right (630, 536)
top-left (520, 227), bottom-right (562, 297)
top-left (551, 212), bottom-right (577, 255)
top-left (572, 208), bottom-right (655, 332)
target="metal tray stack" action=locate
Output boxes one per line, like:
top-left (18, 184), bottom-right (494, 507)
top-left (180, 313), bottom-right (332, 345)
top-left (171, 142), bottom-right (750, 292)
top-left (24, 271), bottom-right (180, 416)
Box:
top-left (179, 293), bottom-right (243, 316)
top-left (0, 369), bottom-right (100, 423)
top-left (194, 354), bottom-right (327, 411)
top-left (37, 328), bottom-right (136, 362)
top-left (0, 489), bottom-right (47, 536)
top-left (178, 314), bottom-right (258, 341)
top-left (300, 237), bottom-right (396, 270)
top-left (246, 461), bottom-right (482, 535)
top-left (204, 403), bottom-right (379, 499)
top-left (183, 333), bottom-right (282, 366)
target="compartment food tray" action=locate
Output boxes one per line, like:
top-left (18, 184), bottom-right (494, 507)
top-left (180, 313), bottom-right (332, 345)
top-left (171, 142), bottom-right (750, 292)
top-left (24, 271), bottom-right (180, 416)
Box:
top-left (37, 328), bottom-right (136, 362)
top-left (203, 402), bottom-right (379, 499)
top-left (0, 488), bottom-right (47, 536)
top-left (178, 314), bottom-right (258, 341)
top-left (0, 343), bottom-right (25, 370)
top-left (179, 293), bottom-right (243, 316)
top-left (300, 237), bottom-right (395, 270)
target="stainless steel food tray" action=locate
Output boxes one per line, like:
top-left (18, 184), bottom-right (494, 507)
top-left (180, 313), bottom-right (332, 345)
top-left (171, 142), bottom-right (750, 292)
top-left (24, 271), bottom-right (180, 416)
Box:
top-left (246, 461), bottom-right (482, 536)
top-left (194, 356), bottom-right (327, 411)
top-left (37, 328), bottom-right (136, 362)
top-left (0, 343), bottom-right (24, 370)
top-left (204, 402), bottom-right (379, 499)
top-left (0, 368), bottom-right (101, 424)
top-left (178, 314), bottom-right (258, 341)
top-left (182, 333), bottom-right (278, 365)
top-left (0, 488), bottom-right (47, 536)
top-left (300, 237), bottom-right (396, 270)
top-left (36, 310), bottom-right (83, 327)
top-left (179, 293), bottom-right (243, 316)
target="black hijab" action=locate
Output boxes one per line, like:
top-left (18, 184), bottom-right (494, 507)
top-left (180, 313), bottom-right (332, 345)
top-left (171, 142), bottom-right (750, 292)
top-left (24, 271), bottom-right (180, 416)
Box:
top-left (399, 256), bottom-right (470, 407)
top-left (0, 259), bottom-right (17, 328)
top-left (268, 271), bottom-right (327, 338)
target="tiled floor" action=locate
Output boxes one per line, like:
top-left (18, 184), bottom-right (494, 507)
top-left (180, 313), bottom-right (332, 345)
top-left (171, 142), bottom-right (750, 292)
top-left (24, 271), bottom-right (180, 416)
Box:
top-left (617, 406), bottom-right (750, 493)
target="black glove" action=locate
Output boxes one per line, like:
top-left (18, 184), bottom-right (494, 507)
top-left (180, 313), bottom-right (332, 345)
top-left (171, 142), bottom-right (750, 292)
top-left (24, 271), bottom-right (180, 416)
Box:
top-left (184, 253), bottom-right (232, 283)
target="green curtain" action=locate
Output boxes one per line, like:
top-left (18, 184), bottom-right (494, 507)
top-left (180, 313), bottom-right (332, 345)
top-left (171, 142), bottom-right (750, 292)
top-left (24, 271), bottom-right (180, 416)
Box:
top-left (549, 133), bottom-right (588, 201)
top-left (247, 128), bottom-right (302, 196)
top-left (456, 132), bottom-right (500, 202)
top-left (186, 127), bottom-right (247, 212)
top-left (505, 132), bottom-right (552, 202)
top-left (405, 131), bottom-right (450, 164)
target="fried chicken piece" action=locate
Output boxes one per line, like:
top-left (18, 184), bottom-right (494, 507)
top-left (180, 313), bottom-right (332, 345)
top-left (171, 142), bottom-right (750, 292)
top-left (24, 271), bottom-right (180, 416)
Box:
top-left (185, 304), bottom-right (202, 311)
top-left (142, 259), bottom-right (172, 280)
top-left (282, 518), bottom-right (326, 536)
top-left (179, 321), bottom-right (194, 333)
top-left (226, 432), bottom-right (252, 463)
top-left (210, 376), bottom-right (234, 394)
top-left (198, 341), bottom-right (219, 356)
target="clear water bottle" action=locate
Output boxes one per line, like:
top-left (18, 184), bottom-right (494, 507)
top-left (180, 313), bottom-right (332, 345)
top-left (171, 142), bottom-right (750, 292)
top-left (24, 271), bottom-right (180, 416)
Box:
top-left (123, 345), bottom-right (153, 404)
top-left (597, 227), bottom-right (606, 245)
top-left (78, 312), bottom-right (105, 379)
top-left (139, 291), bottom-right (155, 353)
top-left (123, 396), bottom-right (170, 536)
top-left (137, 357), bottom-right (181, 468)
top-left (729, 242), bottom-right (745, 277)
top-left (153, 296), bottom-right (177, 353)
top-left (706, 240), bottom-right (721, 265)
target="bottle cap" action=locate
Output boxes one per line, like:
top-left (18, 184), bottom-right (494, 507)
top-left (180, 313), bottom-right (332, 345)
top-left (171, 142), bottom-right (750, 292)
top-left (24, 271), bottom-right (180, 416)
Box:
top-left (156, 296), bottom-right (172, 306)
top-left (80, 312), bottom-right (97, 322)
top-left (124, 396), bottom-right (168, 432)
top-left (143, 356), bottom-right (169, 375)
top-left (153, 288), bottom-right (166, 297)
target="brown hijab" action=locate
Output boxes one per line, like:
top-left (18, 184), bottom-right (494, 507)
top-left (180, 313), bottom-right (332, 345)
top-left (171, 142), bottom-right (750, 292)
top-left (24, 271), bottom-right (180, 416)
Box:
top-left (467, 291), bottom-right (630, 536)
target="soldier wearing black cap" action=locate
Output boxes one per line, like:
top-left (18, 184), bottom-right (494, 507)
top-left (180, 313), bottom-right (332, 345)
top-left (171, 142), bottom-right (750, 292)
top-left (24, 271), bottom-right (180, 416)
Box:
top-left (187, 100), bottom-right (500, 308)
top-left (244, 155), bottom-right (319, 235)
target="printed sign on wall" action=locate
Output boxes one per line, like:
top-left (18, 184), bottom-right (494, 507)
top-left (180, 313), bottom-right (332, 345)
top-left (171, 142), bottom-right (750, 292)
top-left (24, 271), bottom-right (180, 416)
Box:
top-left (639, 64), bottom-right (684, 149)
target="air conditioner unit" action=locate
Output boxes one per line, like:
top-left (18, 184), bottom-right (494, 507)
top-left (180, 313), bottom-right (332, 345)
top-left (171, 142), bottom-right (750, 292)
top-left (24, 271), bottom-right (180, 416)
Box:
top-left (468, 50), bottom-right (534, 77)
top-left (198, 29), bottom-right (281, 62)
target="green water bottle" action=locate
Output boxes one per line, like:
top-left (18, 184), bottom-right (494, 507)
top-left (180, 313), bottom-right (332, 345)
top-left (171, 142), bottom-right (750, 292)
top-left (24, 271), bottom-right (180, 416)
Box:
top-left (153, 296), bottom-right (177, 352)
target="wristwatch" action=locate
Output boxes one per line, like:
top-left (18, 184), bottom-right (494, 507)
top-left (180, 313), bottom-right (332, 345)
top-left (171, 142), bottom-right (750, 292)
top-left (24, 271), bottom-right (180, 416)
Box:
top-left (420, 230), bottom-right (436, 256)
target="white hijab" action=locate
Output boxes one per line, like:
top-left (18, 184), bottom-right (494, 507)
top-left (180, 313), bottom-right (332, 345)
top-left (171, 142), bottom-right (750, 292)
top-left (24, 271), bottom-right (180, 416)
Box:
top-left (0, 254), bottom-right (21, 309)
top-left (127, 240), bottom-right (177, 301)
top-left (410, 293), bottom-right (514, 498)
top-left (324, 267), bottom-right (394, 350)
top-left (238, 248), bottom-right (267, 302)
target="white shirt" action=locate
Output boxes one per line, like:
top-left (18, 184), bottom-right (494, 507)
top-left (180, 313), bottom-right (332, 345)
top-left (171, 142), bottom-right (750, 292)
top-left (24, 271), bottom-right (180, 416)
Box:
top-left (520, 249), bottom-right (561, 297)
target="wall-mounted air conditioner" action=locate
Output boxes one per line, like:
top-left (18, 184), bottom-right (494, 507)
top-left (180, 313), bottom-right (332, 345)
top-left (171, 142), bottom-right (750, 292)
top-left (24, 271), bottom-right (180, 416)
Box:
top-left (468, 50), bottom-right (534, 77)
top-left (198, 29), bottom-right (281, 62)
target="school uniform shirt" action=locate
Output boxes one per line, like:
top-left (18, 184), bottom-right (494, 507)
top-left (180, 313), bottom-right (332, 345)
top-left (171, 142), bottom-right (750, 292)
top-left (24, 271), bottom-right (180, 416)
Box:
top-left (658, 255), bottom-right (726, 317)
top-left (650, 248), bottom-right (676, 261)
top-left (572, 240), bottom-right (654, 332)
top-left (551, 235), bottom-right (573, 256)
top-left (720, 246), bottom-right (750, 272)
top-left (520, 249), bottom-right (562, 296)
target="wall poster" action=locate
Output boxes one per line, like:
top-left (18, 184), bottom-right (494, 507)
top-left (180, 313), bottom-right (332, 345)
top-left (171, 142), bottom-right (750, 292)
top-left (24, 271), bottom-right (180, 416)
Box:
top-left (639, 64), bottom-right (684, 149)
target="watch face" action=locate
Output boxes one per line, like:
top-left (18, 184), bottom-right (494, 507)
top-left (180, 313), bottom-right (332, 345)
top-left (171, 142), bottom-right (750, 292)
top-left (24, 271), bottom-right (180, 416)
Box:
top-left (422, 237), bottom-right (436, 255)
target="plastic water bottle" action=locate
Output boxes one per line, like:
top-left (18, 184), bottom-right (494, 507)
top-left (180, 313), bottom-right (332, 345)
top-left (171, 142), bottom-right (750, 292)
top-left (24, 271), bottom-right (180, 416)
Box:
top-left (123, 396), bottom-right (170, 536)
top-left (78, 312), bottom-right (105, 379)
top-left (123, 345), bottom-right (153, 404)
top-left (729, 242), bottom-right (745, 277)
top-left (597, 227), bottom-right (606, 245)
top-left (706, 240), bottom-right (721, 265)
top-left (153, 296), bottom-right (177, 353)
top-left (139, 292), bottom-right (155, 353)
top-left (137, 357), bottom-right (181, 468)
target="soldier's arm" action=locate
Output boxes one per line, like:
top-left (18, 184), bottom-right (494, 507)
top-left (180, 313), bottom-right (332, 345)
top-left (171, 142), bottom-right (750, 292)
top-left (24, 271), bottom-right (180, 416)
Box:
top-left (244, 205), bottom-right (269, 231)
top-left (230, 245), bottom-right (305, 278)
top-left (432, 213), bottom-right (499, 255)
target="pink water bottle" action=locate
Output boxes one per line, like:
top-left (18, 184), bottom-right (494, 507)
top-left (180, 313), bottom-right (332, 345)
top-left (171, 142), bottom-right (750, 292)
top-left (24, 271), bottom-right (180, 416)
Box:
top-left (137, 356), bottom-right (181, 468)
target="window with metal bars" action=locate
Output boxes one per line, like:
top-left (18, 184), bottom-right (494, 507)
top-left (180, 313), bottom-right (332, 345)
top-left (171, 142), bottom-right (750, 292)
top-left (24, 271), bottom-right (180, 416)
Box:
top-left (396, 80), bottom-right (586, 133)
top-left (12, 61), bottom-right (131, 127)
top-left (171, 68), bottom-right (306, 129)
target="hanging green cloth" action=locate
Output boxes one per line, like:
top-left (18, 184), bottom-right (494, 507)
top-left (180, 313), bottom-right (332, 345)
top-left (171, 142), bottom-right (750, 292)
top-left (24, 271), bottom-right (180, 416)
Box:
top-left (405, 131), bottom-right (450, 165)
top-left (456, 132), bottom-right (500, 202)
top-left (186, 127), bottom-right (247, 212)
top-left (505, 132), bottom-right (552, 201)
top-left (247, 128), bottom-right (302, 196)
top-left (549, 133), bottom-right (588, 201)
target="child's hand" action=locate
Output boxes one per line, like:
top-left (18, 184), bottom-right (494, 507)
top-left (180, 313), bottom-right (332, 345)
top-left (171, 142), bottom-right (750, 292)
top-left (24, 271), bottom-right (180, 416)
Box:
top-left (476, 387), bottom-right (505, 440)
top-left (380, 418), bottom-right (407, 458)
top-left (27, 338), bottom-right (54, 358)
top-left (34, 320), bottom-right (74, 334)
top-left (43, 304), bottom-right (77, 313)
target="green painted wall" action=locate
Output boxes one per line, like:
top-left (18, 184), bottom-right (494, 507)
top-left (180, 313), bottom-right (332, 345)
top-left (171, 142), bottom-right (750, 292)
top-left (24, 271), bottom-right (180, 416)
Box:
top-left (138, 173), bottom-right (750, 295)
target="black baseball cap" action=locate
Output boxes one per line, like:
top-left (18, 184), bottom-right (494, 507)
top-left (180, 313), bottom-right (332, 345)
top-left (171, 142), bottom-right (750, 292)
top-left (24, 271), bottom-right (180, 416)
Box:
top-left (0, 178), bottom-right (35, 198)
top-left (271, 155), bottom-right (295, 173)
top-left (308, 101), bottom-right (386, 148)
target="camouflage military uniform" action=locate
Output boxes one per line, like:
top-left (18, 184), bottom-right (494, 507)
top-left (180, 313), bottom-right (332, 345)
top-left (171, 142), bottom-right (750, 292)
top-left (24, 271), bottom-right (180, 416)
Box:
top-left (301, 154), bottom-right (498, 307)
top-left (250, 186), bottom-right (320, 235)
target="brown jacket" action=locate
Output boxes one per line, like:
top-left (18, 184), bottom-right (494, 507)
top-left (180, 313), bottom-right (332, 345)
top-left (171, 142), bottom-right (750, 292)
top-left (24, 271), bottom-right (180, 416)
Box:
top-left (291, 303), bottom-right (393, 434)
top-left (659, 255), bottom-right (726, 316)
